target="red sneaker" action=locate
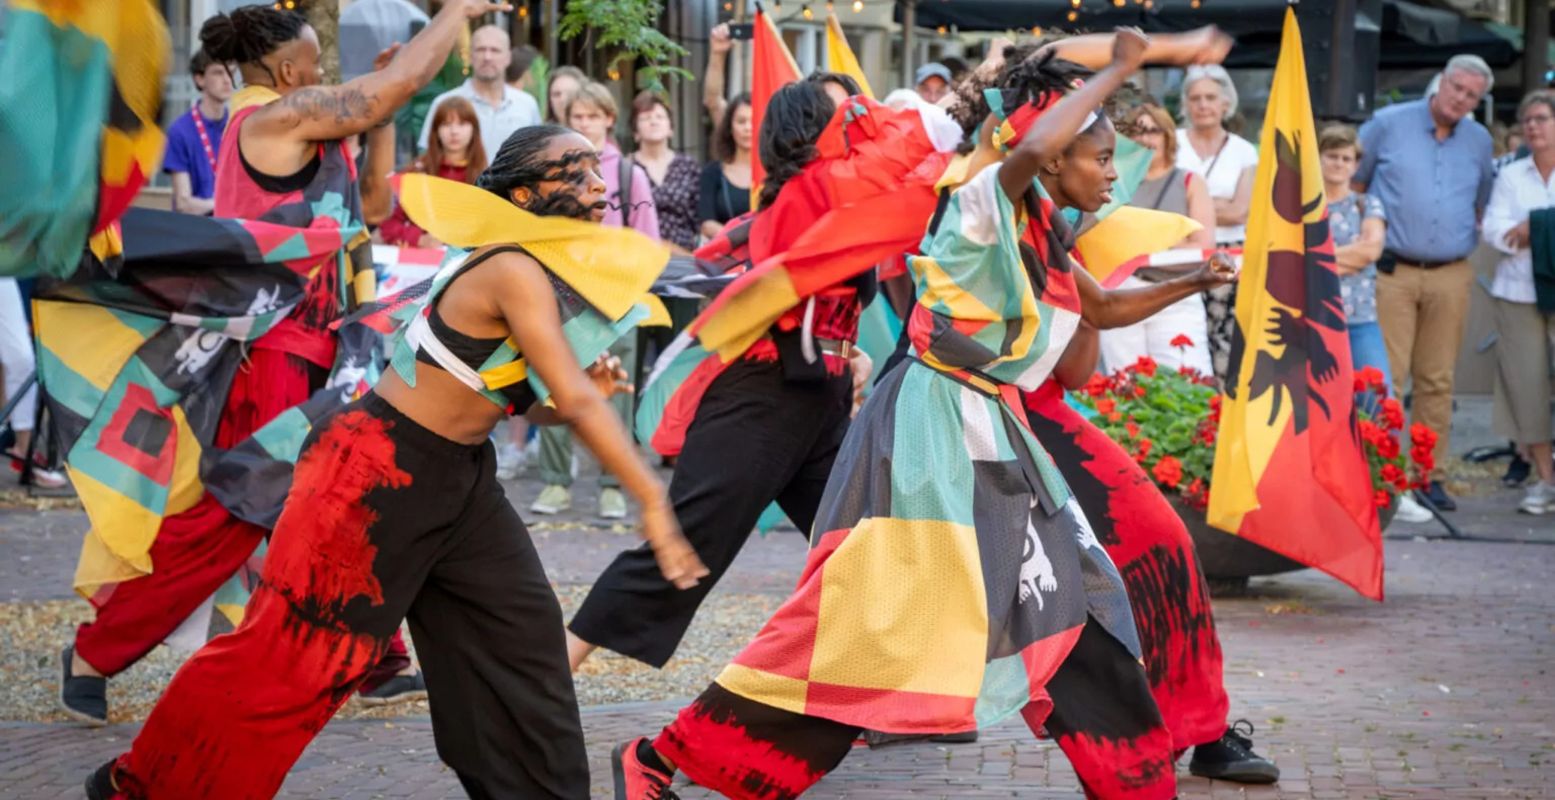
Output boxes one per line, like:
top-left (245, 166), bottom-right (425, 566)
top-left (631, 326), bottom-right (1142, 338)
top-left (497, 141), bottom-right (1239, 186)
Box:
top-left (611, 737), bottom-right (679, 800)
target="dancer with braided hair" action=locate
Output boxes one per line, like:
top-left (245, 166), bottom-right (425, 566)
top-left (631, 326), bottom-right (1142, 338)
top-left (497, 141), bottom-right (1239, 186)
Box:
top-left (611, 29), bottom-right (1230, 800)
top-left (59, 0), bottom-right (515, 726)
top-left (85, 125), bottom-right (706, 800)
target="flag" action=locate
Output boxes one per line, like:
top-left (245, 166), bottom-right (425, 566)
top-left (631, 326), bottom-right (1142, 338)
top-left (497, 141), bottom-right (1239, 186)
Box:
top-left (824, 12), bottom-right (872, 98)
top-left (1207, 9), bottom-right (1382, 600)
top-left (0, 0), bottom-right (169, 278)
top-left (750, 3), bottom-right (802, 208)
top-left (1074, 207), bottom-right (1205, 287)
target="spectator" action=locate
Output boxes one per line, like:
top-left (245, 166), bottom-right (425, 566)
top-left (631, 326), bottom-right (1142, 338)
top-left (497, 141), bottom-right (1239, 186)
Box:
top-left (702, 23), bottom-right (735, 125)
top-left (163, 49), bottom-right (233, 216)
top-left (507, 43), bottom-right (540, 92)
top-left (1356, 54), bottom-right (1496, 511)
top-left (546, 65), bottom-right (586, 124)
top-left (1176, 64), bottom-right (1258, 384)
top-left (1098, 102), bottom-right (1216, 375)
top-left (379, 97), bottom-right (487, 247)
top-left (418, 25), bottom-right (539, 158)
top-left (1479, 90), bottom-right (1555, 515)
top-left (697, 92), bottom-right (752, 240)
top-left (914, 62), bottom-right (952, 104)
top-left (1319, 125), bottom-right (1391, 395)
top-left (0, 278), bottom-right (65, 488)
top-left (532, 80), bottom-right (659, 521)
top-left (629, 91), bottom-right (700, 252)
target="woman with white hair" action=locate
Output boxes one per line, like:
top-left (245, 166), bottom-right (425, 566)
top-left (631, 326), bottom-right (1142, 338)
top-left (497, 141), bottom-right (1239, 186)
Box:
top-left (1177, 64), bottom-right (1258, 383)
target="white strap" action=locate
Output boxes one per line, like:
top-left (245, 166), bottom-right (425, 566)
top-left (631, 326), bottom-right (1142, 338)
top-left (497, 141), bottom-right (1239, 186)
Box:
top-left (405, 313), bottom-right (488, 394)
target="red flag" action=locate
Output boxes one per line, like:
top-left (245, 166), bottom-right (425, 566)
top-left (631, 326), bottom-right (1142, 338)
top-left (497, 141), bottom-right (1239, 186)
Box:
top-left (750, 4), bottom-right (801, 208)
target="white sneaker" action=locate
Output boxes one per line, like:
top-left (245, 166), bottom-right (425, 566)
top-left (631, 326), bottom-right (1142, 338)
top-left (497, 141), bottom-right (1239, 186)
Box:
top-left (495, 442), bottom-right (523, 481)
top-left (1518, 482), bottom-right (1555, 515)
top-left (1393, 493), bottom-right (1433, 523)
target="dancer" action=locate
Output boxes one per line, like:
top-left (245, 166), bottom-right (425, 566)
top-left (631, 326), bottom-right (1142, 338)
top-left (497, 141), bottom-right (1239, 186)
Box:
top-left (612, 29), bottom-right (1211, 800)
top-left (59, 0), bottom-right (504, 726)
top-left (566, 78), bottom-right (963, 672)
top-left (85, 126), bottom-right (706, 800)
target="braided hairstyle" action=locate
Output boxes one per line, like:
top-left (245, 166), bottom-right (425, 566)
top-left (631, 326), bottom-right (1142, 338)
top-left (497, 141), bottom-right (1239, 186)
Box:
top-left (199, 4), bottom-right (307, 66)
top-left (757, 81), bottom-right (835, 210)
top-left (949, 44), bottom-right (1094, 154)
top-left (477, 125), bottom-right (601, 219)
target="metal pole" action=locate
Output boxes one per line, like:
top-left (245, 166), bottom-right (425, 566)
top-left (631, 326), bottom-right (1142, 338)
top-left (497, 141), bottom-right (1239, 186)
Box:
top-left (1524, 0), bottom-right (1551, 97)
top-left (900, 0), bottom-right (915, 89)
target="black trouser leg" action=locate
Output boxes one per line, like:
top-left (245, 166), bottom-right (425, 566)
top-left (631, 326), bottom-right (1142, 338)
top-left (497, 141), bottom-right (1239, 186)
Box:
top-left (568, 359), bottom-right (852, 668)
top-left (409, 455), bottom-right (588, 800)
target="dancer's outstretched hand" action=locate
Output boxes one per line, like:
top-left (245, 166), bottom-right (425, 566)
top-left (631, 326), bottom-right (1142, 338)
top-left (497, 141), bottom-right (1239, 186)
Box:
top-left (1194, 251), bottom-right (1239, 287)
top-left (585, 355), bottom-right (633, 399)
top-left (642, 501), bottom-right (708, 590)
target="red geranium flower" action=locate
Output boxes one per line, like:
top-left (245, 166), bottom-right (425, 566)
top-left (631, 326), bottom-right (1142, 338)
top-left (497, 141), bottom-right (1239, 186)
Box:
top-left (1083, 374), bottom-right (1110, 398)
top-left (1358, 365), bottom-right (1387, 392)
top-left (1357, 419), bottom-right (1382, 445)
top-left (1353, 376), bottom-right (1367, 393)
top-left (1134, 438), bottom-right (1154, 463)
top-left (1170, 333), bottom-right (1194, 348)
top-left (1125, 420), bottom-right (1140, 438)
top-left (1133, 356), bottom-right (1158, 377)
top-left (1379, 398), bottom-right (1405, 431)
top-left (1096, 398), bottom-right (1116, 415)
top-left (1376, 435), bottom-right (1401, 460)
top-left (1186, 477), bottom-right (1205, 498)
top-left (1380, 463), bottom-right (1405, 485)
top-left (1409, 422), bottom-right (1438, 449)
top-left (1134, 384), bottom-right (1147, 398)
top-left (1152, 455), bottom-right (1184, 488)
top-left (1373, 489), bottom-right (1391, 509)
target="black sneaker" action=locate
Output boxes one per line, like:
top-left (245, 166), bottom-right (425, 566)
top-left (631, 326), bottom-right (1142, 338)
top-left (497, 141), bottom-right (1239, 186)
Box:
top-left (59, 646), bottom-right (108, 727)
top-left (1189, 720), bottom-right (1280, 784)
top-left (1422, 480), bottom-right (1457, 512)
top-left (1503, 454), bottom-right (1531, 488)
top-left (84, 759), bottom-right (121, 800)
top-left (356, 671), bottom-right (428, 707)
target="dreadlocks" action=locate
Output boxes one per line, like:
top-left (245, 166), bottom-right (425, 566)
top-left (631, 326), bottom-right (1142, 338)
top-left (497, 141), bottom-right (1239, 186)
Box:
top-left (949, 44), bottom-right (1095, 154)
top-left (757, 81), bottom-right (835, 210)
top-left (477, 125), bottom-right (602, 220)
top-left (199, 4), bottom-right (307, 66)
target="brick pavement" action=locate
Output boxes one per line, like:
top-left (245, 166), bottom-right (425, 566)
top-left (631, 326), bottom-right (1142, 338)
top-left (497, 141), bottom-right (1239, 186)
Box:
top-left (0, 531), bottom-right (1551, 798)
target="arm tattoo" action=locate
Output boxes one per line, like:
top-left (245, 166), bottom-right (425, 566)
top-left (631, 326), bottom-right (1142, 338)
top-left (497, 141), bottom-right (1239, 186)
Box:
top-left (281, 87), bottom-right (380, 126)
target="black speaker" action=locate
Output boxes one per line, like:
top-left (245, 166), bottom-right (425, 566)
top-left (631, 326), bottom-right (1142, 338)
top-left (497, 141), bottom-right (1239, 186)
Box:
top-left (1300, 0), bottom-right (1382, 122)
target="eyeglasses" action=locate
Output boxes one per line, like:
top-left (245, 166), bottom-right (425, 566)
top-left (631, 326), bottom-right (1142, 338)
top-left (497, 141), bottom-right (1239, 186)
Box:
top-left (1521, 114), bottom-right (1555, 126)
top-left (1134, 127), bottom-right (1164, 136)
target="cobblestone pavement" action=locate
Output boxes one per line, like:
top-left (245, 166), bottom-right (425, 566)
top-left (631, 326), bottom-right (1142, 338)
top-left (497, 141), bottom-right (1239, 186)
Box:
top-left (1, 469), bottom-right (1553, 797)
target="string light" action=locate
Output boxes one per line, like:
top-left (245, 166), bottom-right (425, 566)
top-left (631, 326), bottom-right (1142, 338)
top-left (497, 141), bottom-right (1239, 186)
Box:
top-left (1114, 0), bottom-right (1126, 7)
top-left (1070, 0), bottom-right (1081, 8)
top-left (1143, 0), bottom-right (1153, 8)
top-left (608, 67), bottom-right (621, 81)
top-left (1191, 0), bottom-right (1201, 6)
top-left (724, 1), bottom-right (733, 9)
top-left (853, 0), bottom-right (863, 10)
top-left (1066, 9), bottom-right (1078, 21)
top-left (518, 3), bottom-right (529, 17)
top-left (801, 3), bottom-right (813, 19)
top-left (1030, 25), bottom-right (1042, 36)
top-left (936, 24), bottom-right (948, 35)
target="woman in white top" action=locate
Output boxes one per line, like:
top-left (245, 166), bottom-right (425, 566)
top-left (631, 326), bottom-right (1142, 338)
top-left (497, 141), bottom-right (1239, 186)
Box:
top-left (1480, 90), bottom-right (1555, 515)
top-left (1176, 64), bottom-right (1258, 384)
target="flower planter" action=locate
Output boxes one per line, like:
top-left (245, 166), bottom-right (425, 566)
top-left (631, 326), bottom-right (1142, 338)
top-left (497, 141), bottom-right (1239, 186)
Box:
top-left (1169, 496), bottom-right (1395, 595)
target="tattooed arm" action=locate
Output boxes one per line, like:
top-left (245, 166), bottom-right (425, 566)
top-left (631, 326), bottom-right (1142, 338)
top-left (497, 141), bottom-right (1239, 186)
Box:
top-left (248, 0), bottom-right (509, 146)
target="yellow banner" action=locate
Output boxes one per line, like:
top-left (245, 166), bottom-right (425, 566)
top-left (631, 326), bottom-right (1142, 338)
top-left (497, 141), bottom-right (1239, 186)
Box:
top-left (825, 12), bottom-right (873, 99)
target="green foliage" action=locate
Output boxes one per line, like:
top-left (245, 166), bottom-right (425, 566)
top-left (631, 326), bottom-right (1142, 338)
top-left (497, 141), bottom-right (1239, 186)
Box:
top-left (558, 0), bottom-right (693, 92)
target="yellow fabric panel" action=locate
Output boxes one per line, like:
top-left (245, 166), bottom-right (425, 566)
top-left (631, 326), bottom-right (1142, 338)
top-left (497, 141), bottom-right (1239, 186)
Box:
top-left (33, 300), bottom-right (149, 391)
top-left (714, 664), bottom-right (811, 716)
top-left (88, 226), bottom-right (123, 262)
top-left (73, 529), bottom-right (149, 601)
top-left (914, 255), bottom-right (1001, 323)
top-left (694, 269), bottom-right (800, 362)
top-left (824, 13), bottom-right (874, 99)
top-left (99, 124), bottom-right (166, 186)
top-left (1074, 207), bottom-right (1203, 280)
top-left (352, 267), bottom-right (378, 307)
top-left (396, 174), bottom-right (668, 321)
top-left (216, 604), bottom-right (246, 627)
top-left (480, 357), bottom-right (529, 390)
top-left (640, 294), bottom-right (671, 328)
top-left (70, 467), bottom-right (159, 597)
top-left (163, 406), bottom-right (205, 517)
top-left (808, 517), bottom-right (988, 697)
top-left (1208, 8), bottom-right (1318, 534)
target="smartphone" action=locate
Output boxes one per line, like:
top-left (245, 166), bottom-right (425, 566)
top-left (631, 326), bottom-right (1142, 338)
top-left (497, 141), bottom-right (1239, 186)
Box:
top-left (728, 22), bottom-right (754, 41)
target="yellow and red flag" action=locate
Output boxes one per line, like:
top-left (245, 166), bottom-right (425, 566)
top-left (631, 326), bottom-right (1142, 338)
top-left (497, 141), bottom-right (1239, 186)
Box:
top-left (824, 11), bottom-right (872, 98)
top-left (750, 3), bottom-right (801, 207)
top-left (1207, 8), bottom-right (1383, 600)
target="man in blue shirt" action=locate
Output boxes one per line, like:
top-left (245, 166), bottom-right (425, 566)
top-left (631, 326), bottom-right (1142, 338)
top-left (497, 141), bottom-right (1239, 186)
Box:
top-left (1356, 54), bottom-right (1495, 511)
top-left (162, 49), bottom-right (232, 215)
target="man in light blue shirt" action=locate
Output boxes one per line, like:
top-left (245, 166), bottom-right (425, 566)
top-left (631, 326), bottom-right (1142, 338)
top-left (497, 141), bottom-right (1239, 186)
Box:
top-left (418, 25), bottom-right (541, 158)
top-left (1356, 54), bottom-right (1495, 511)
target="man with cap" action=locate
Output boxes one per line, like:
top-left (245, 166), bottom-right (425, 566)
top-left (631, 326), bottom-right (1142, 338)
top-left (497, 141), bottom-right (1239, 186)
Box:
top-left (914, 62), bottom-right (953, 104)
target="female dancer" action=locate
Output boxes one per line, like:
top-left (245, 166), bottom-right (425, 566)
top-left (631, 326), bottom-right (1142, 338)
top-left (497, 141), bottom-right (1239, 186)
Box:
top-left (612, 29), bottom-right (1220, 800)
top-left (86, 126), bottom-right (705, 800)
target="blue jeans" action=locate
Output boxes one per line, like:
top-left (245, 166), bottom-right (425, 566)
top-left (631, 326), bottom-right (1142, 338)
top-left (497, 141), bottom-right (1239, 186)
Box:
top-left (1348, 321), bottom-right (1393, 416)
